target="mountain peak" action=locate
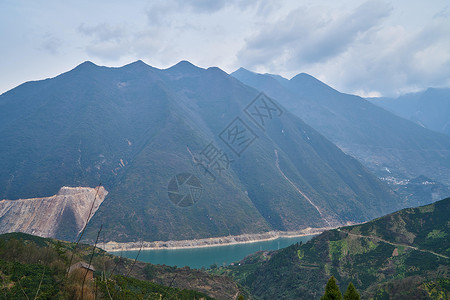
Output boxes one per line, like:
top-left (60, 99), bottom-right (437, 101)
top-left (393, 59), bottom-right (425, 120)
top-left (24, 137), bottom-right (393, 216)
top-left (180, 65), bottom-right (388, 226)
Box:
top-left (206, 66), bottom-right (227, 75)
top-left (74, 61), bottom-right (98, 70)
top-left (231, 68), bottom-right (264, 80)
top-left (290, 72), bottom-right (337, 94)
top-left (291, 72), bottom-right (320, 82)
top-left (167, 60), bottom-right (202, 72)
top-left (121, 60), bottom-right (154, 71)
top-left (231, 67), bottom-right (285, 91)
top-left (233, 67), bottom-right (253, 74)
top-left (128, 59), bottom-right (148, 66)
top-left (59, 61), bottom-right (100, 78)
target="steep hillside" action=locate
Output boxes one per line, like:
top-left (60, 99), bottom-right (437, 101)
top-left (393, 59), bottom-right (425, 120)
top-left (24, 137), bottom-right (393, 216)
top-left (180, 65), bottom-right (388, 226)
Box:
top-left (212, 197), bottom-right (450, 299)
top-left (369, 88), bottom-right (450, 136)
top-left (0, 61), bottom-right (400, 243)
top-left (0, 232), bottom-right (242, 299)
top-left (232, 69), bottom-right (450, 190)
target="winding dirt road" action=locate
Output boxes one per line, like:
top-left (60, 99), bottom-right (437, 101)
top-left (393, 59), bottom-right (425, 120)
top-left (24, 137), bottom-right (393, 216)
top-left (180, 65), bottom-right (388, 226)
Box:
top-left (339, 229), bottom-right (449, 259)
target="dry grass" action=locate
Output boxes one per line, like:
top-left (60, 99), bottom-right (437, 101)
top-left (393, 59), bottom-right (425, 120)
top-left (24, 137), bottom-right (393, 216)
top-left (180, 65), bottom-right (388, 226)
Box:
top-left (66, 269), bottom-right (96, 300)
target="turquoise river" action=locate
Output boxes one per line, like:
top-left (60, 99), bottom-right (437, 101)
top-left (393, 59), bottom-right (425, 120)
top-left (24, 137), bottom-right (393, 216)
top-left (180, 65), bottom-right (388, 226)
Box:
top-left (119, 235), bottom-right (315, 269)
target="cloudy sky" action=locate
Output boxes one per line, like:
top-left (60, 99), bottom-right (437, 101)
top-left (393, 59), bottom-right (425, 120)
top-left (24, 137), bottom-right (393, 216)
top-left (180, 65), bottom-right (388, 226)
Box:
top-left (1, 0), bottom-right (449, 97)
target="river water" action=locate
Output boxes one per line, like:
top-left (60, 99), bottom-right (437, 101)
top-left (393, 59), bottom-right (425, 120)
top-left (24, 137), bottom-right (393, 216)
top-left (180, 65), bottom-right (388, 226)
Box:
top-left (118, 235), bottom-right (315, 269)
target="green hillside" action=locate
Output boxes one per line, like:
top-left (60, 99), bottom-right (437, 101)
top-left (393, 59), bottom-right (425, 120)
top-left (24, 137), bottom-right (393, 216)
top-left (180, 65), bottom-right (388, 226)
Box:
top-left (1, 197), bottom-right (448, 299)
top-left (0, 61), bottom-right (401, 243)
top-left (211, 197), bottom-right (450, 299)
top-left (0, 232), bottom-right (242, 299)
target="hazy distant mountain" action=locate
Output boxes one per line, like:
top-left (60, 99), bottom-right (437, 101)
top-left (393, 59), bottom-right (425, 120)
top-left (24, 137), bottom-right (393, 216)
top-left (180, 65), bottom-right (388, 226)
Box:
top-left (369, 88), bottom-right (450, 136)
top-left (232, 69), bottom-right (450, 190)
top-left (0, 61), bottom-right (400, 243)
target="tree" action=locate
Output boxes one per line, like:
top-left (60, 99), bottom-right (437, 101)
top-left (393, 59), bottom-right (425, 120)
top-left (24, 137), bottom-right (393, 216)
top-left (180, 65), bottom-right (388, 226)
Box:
top-left (144, 264), bottom-right (156, 280)
top-left (321, 276), bottom-right (342, 300)
top-left (344, 282), bottom-right (361, 300)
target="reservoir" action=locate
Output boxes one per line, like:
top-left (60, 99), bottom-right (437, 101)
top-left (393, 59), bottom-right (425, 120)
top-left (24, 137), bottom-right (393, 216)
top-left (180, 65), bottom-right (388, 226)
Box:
top-left (119, 235), bottom-right (315, 269)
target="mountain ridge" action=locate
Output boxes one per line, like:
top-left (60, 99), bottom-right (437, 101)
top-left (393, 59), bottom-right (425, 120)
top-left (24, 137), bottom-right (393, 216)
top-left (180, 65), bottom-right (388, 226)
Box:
top-left (231, 67), bottom-right (450, 191)
top-left (369, 87), bottom-right (450, 136)
top-left (0, 60), bottom-right (402, 243)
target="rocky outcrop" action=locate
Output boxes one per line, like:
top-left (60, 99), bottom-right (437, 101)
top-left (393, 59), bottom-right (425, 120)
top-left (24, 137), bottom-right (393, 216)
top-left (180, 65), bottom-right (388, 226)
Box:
top-left (0, 186), bottom-right (107, 238)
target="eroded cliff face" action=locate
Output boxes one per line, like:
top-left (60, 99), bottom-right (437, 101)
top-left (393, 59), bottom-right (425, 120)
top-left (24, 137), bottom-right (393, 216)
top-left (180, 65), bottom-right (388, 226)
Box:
top-left (0, 186), bottom-right (107, 239)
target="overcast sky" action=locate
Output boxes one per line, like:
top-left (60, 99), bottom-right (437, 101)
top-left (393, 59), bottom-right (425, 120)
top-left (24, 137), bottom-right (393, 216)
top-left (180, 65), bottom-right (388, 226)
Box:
top-left (1, 0), bottom-right (449, 97)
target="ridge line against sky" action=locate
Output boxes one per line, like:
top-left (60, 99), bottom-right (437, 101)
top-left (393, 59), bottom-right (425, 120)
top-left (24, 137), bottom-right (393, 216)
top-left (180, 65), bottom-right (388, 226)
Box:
top-left (1, 0), bottom-right (449, 97)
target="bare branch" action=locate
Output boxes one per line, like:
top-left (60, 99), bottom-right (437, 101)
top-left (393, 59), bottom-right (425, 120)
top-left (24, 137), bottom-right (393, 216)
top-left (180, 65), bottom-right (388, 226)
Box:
top-left (33, 266), bottom-right (46, 300)
top-left (81, 224), bottom-right (102, 300)
top-left (67, 184), bottom-right (102, 277)
top-left (17, 278), bottom-right (30, 300)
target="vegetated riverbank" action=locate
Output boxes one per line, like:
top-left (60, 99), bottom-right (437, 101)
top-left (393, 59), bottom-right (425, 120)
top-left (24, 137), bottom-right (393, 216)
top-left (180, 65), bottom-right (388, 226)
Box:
top-left (102, 227), bottom-right (335, 252)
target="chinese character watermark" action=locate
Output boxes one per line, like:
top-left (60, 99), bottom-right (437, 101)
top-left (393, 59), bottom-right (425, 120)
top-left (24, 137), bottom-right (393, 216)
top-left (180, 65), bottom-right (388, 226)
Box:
top-left (244, 92), bottom-right (283, 130)
top-left (168, 92), bottom-right (282, 206)
top-left (194, 141), bottom-right (234, 181)
top-left (219, 117), bottom-right (258, 156)
top-left (167, 173), bottom-right (203, 207)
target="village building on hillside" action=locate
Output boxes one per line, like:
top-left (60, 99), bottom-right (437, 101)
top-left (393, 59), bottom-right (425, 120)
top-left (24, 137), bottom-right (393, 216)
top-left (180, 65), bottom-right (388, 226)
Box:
top-left (68, 261), bottom-right (96, 280)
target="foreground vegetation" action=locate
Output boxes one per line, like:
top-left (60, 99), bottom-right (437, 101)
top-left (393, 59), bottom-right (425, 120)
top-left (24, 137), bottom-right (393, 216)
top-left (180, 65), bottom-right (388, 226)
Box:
top-left (1, 197), bottom-right (448, 299)
top-left (210, 197), bottom-right (450, 299)
top-left (0, 232), bottom-right (241, 299)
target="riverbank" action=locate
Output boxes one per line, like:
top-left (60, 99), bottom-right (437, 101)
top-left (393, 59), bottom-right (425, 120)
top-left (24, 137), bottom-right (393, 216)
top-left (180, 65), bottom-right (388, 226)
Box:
top-left (102, 226), bottom-right (334, 252)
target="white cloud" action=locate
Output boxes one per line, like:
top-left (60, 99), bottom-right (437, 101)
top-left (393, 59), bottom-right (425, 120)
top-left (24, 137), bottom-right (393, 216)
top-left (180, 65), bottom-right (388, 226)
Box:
top-left (315, 8), bottom-right (450, 97)
top-left (236, 0), bottom-right (450, 96)
top-left (78, 23), bottom-right (133, 61)
top-left (238, 1), bottom-right (390, 69)
top-left (41, 34), bottom-right (63, 55)
top-left (0, 0), bottom-right (449, 96)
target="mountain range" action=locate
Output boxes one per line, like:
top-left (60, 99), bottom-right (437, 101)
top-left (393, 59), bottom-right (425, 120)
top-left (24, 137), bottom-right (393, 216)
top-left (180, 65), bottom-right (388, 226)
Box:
top-left (0, 60), bottom-right (405, 243)
top-left (2, 60), bottom-right (450, 245)
top-left (368, 88), bottom-right (450, 136)
top-left (231, 69), bottom-right (450, 189)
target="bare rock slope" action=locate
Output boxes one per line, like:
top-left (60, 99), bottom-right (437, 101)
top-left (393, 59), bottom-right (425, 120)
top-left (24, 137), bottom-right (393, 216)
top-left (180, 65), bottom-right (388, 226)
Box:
top-left (0, 186), bottom-right (107, 238)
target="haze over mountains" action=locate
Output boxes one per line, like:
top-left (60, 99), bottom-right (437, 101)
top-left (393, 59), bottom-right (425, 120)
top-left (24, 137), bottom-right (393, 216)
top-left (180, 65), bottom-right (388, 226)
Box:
top-left (368, 88), bottom-right (450, 137)
top-left (232, 68), bottom-right (450, 197)
top-left (0, 60), bottom-right (408, 243)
